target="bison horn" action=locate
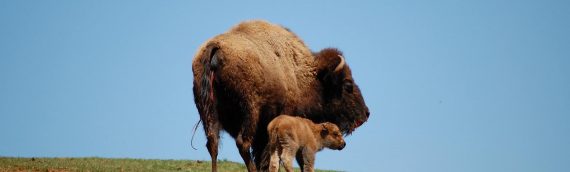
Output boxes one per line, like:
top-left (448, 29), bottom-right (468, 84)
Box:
top-left (334, 55), bottom-right (345, 73)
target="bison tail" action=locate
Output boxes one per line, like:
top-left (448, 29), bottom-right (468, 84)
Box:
top-left (192, 44), bottom-right (222, 149)
top-left (199, 45), bottom-right (220, 117)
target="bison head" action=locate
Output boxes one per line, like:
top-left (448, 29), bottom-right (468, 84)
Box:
top-left (314, 48), bottom-right (370, 135)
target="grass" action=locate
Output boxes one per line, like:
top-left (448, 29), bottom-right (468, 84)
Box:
top-left (0, 157), bottom-right (339, 172)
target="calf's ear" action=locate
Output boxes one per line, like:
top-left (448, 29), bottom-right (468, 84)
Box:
top-left (320, 123), bottom-right (330, 138)
top-left (319, 123), bottom-right (331, 137)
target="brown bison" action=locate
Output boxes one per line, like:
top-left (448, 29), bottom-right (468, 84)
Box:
top-left (192, 20), bottom-right (369, 172)
top-left (264, 115), bottom-right (346, 172)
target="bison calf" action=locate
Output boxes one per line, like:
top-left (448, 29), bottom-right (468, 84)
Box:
top-left (265, 115), bottom-right (345, 172)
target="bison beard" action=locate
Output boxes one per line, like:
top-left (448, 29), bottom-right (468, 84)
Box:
top-left (192, 20), bottom-right (370, 172)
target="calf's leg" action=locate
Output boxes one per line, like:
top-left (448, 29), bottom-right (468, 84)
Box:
top-left (296, 149), bottom-right (305, 172)
top-left (269, 146), bottom-right (281, 172)
top-left (302, 148), bottom-right (316, 172)
top-left (280, 144), bottom-right (298, 172)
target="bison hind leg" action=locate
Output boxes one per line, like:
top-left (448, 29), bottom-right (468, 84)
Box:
top-left (236, 132), bottom-right (256, 172)
top-left (206, 133), bottom-right (219, 172)
top-left (235, 103), bottom-right (268, 171)
top-left (204, 121), bottom-right (221, 172)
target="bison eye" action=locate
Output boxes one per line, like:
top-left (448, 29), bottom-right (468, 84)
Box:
top-left (344, 82), bottom-right (354, 93)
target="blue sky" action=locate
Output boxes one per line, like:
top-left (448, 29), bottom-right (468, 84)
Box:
top-left (1, 0), bottom-right (569, 171)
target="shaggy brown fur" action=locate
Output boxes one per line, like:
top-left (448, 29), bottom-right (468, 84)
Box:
top-left (265, 115), bottom-right (345, 172)
top-left (192, 20), bottom-right (369, 172)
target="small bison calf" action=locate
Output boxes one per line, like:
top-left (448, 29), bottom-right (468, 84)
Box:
top-left (265, 115), bottom-right (346, 172)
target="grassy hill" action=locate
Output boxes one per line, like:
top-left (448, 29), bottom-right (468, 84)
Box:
top-left (0, 157), bottom-right (339, 172)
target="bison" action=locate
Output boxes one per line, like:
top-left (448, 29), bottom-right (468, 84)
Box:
top-left (192, 20), bottom-right (369, 172)
top-left (264, 115), bottom-right (346, 172)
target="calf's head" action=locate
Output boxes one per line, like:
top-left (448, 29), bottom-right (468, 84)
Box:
top-left (319, 122), bottom-right (346, 150)
top-left (315, 48), bottom-right (370, 134)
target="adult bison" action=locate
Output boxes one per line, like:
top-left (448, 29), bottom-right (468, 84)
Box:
top-left (192, 20), bottom-right (369, 172)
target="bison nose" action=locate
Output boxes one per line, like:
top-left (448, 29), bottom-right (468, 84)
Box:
top-left (366, 111), bottom-right (370, 118)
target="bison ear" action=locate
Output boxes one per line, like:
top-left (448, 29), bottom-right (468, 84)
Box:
top-left (315, 48), bottom-right (346, 85)
top-left (315, 48), bottom-right (345, 74)
top-left (333, 55), bottom-right (345, 73)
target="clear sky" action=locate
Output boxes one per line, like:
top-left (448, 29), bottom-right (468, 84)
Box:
top-left (1, 0), bottom-right (569, 171)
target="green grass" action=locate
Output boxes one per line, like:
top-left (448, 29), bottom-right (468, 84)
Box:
top-left (0, 157), bottom-right (339, 172)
